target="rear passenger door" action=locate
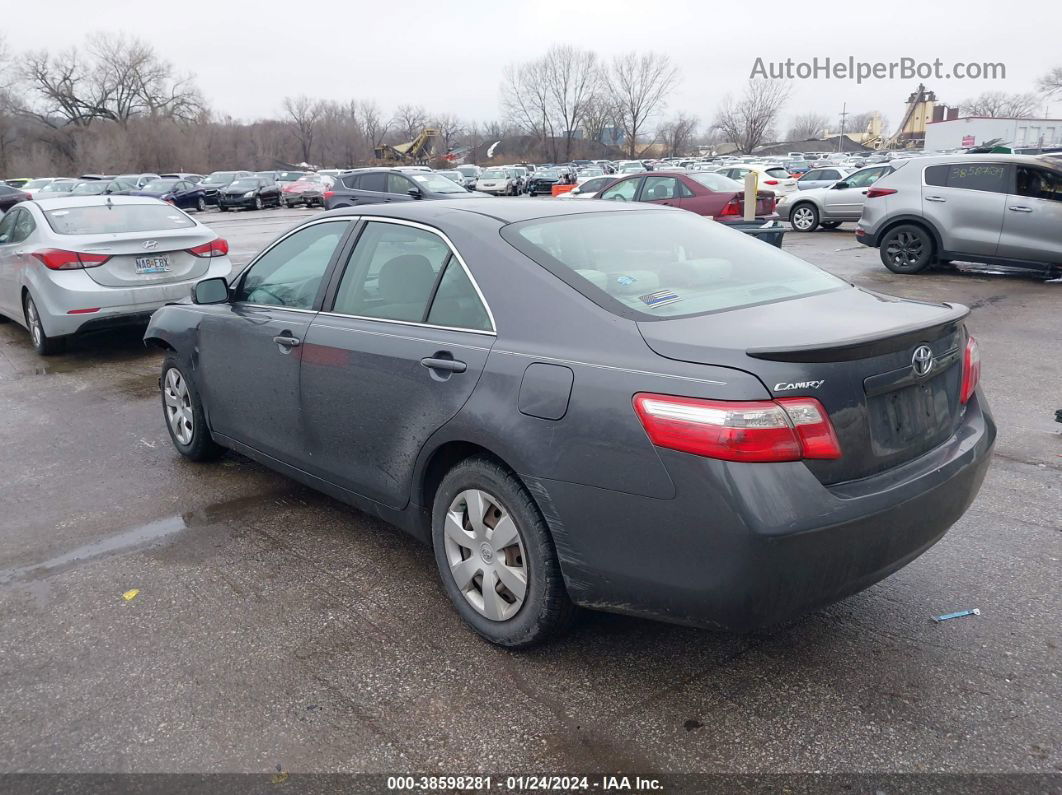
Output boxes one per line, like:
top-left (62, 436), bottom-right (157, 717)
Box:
top-left (822, 166), bottom-right (890, 218)
top-left (299, 220), bottom-right (495, 508)
top-left (638, 176), bottom-right (687, 208)
top-left (996, 166), bottom-right (1062, 264)
top-left (354, 172), bottom-right (390, 206)
top-left (922, 162), bottom-right (1008, 256)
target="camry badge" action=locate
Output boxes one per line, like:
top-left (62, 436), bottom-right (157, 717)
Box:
top-left (912, 345), bottom-right (934, 377)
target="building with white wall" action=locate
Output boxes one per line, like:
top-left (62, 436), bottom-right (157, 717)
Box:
top-left (923, 117), bottom-right (1062, 152)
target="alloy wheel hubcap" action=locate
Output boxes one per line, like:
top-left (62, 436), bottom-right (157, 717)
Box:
top-left (26, 300), bottom-right (42, 346)
top-left (887, 232), bottom-right (924, 266)
top-left (443, 489), bottom-right (527, 621)
top-left (163, 368), bottom-right (194, 445)
top-left (793, 207), bottom-right (814, 229)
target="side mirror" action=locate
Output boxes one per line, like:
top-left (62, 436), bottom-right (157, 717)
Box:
top-left (193, 277), bottom-right (230, 305)
top-left (833, 181), bottom-right (850, 190)
top-left (408, 188), bottom-right (422, 199)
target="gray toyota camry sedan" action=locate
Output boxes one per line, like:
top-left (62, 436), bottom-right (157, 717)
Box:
top-left (145, 200), bottom-right (995, 647)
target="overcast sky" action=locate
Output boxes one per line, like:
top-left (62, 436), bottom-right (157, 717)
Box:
top-left (7, 0), bottom-right (1060, 131)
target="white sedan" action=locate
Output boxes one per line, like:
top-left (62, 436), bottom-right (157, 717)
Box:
top-left (0, 196), bottom-right (232, 354)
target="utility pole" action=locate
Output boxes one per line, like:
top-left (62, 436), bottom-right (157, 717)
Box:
top-left (838, 103), bottom-right (848, 153)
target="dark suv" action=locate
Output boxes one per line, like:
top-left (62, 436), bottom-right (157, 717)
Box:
top-left (325, 168), bottom-right (489, 209)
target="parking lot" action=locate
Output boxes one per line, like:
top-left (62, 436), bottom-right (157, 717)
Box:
top-left (0, 206), bottom-right (1059, 777)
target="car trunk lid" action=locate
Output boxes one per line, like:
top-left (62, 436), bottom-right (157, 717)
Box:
top-left (637, 287), bottom-right (970, 484)
top-left (77, 231), bottom-right (213, 287)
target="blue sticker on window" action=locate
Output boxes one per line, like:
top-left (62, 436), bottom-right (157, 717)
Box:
top-left (616, 275), bottom-right (637, 286)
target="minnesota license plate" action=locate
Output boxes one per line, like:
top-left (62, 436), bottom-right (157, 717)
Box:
top-left (135, 256), bottom-right (170, 274)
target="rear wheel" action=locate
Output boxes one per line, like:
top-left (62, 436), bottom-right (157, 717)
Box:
top-left (881, 225), bottom-right (934, 274)
top-left (23, 293), bottom-right (64, 356)
top-left (790, 203), bottom-right (819, 232)
top-left (432, 457), bottom-right (575, 648)
top-left (161, 356), bottom-right (224, 461)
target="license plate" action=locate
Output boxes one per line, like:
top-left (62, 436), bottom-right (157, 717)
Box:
top-left (135, 256), bottom-right (170, 274)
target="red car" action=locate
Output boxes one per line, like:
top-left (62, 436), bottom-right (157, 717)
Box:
top-left (0, 184), bottom-right (30, 213)
top-left (597, 170), bottom-right (777, 222)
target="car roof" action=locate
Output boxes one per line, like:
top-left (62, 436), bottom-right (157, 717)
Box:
top-left (891, 153), bottom-right (1058, 169)
top-left (319, 196), bottom-right (668, 226)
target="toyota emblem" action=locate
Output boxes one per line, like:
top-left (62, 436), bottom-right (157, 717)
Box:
top-left (912, 345), bottom-right (934, 377)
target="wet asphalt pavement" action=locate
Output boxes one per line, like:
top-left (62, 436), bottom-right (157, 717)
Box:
top-left (0, 206), bottom-right (1059, 777)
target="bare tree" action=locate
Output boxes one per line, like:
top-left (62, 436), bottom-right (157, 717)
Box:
top-left (432, 112), bottom-right (464, 152)
top-left (960, 91), bottom-right (1039, 119)
top-left (713, 80), bottom-right (791, 154)
top-left (581, 93), bottom-right (619, 150)
top-left (359, 100), bottom-right (389, 151)
top-left (1038, 67), bottom-right (1062, 97)
top-left (541, 45), bottom-right (601, 161)
top-left (657, 114), bottom-right (698, 157)
top-left (282, 95), bottom-right (323, 163)
top-left (607, 52), bottom-right (679, 158)
top-left (502, 59), bottom-right (555, 159)
top-left (786, 112), bottom-right (829, 141)
top-left (393, 103), bottom-right (428, 141)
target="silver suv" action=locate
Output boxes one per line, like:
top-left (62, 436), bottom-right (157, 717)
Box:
top-left (857, 154), bottom-right (1062, 275)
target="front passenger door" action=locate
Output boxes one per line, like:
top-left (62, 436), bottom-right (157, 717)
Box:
top-left (197, 219), bottom-right (354, 463)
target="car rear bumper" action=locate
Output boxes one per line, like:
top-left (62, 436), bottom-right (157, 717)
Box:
top-left (534, 393), bottom-right (995, 631)
top-left (29, 258), bottom-right (231, 337)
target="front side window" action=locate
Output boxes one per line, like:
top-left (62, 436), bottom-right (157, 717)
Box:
top-left (12, 210), bottom-right (36, 243)
top-left (1015, 167), bottom-right (1062, 201)
top-left (387, 173), bottom-right (415, 195)
top-left (236, 221), bottom-right (349, 309)
top-left (0, 209), bottom-right (21, 244)
top-left (600, 178), bottom-right (639, 202)
top-left (332, 222), bottom-right (452, 322)
top-left (502, 210), bottom-right (844, 320)
top-left (842, 167), bottom-right (888, 189)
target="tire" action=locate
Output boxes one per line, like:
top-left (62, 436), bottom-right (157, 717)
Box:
top-left (160, 356), bottom-right (224, 462)
top-left (880, 224), bottom-right (935, 274)
top-left (254, 196), bottom-right (263, 211)
top-left (432, 457), bottom-right (575, 648)
top-left (820, 220), bottom-right (841, 229)
top-left (23, 293), bottom-right (65, 355)
top-left (789, 203), bottom-right (819, 232)
top-left (196, 196), bottom-right (207, 212)
top-left (218, 205), bottom-right (228, 212)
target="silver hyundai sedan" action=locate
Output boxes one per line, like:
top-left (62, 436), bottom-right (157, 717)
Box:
top-left (0, 196), bottom-right (232, 354)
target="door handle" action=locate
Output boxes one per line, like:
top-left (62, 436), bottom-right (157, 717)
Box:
top-left (925, 196), bottom-right (947, 202)
top-left (420, 356), bottom-right (467, 373)
top-left (273, 334), bottom-right (301, 348)
top-left (1009, 206), bottom-right (1033, 213)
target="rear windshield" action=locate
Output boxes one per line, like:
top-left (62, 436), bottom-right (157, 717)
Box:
top-left (689, 172), bottom-right (742, 192)
top-left (501, 210), bottom-right (844, 320)
top-left (765, 168), bottom-right (791, 178)
top-left (44, 204), bottom-right (196, 235)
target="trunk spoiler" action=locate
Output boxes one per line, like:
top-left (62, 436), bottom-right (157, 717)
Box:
top-left (746, 303), bottom-right (969, 363)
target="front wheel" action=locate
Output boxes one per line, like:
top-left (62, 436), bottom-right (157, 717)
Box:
top-left (432, 457), bottom-right (574, 648)
top-left (24, 293), bottom-right (65, 355)
top-left (253, 196), bottom-right (263, 211)
top-left (820, 220), bottom-right (841, 229)
top-left (790, 203), bottom-right (819, 232)
top-left (161, 356), bottom-right (224, 461)
top-left (881, 225), bottom-right (934, 274)
top-left (196, 196), bottom-right (207, 212)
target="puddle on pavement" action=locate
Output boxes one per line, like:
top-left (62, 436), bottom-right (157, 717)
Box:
top-left (0, 489), bottom-right (298, 589)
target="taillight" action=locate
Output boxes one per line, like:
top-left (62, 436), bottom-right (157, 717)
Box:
top-left (31, 249), bottom-right (111, 270)
top-left (323, 190), bottom-right (335, 201)
top-left (633, 394), bottom-right (841, 463)
top-left (719, 197), bottom-right (742, 216)
top-left (763, 179), bottom-right (779, 185)
top-left (865, 187), bottom-right (897, 198)
top-left (187, 238), bottom-right (229, 258)
top-left (960, 335), bottom-right (981, 404)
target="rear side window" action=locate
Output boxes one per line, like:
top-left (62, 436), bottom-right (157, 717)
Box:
top-left (44, 204), bottom-right (195, 235)
top-left (942, 163), bottom-right (1008, 193)
top-left (924, 165), bottom-right (948, 187)
top-left (502, 210), bottom-right (844, 320)
top-left (360, 172), bottom-right (387, 192)
top-left (426, 259), bottom-right (492, 331)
